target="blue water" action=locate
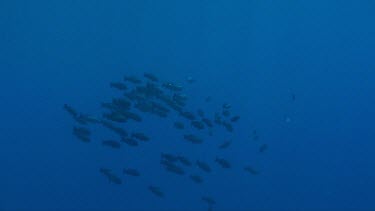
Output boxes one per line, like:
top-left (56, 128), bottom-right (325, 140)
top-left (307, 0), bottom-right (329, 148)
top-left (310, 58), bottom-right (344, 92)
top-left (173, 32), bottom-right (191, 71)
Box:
top-left (1, 1), bottom-right (375, 210)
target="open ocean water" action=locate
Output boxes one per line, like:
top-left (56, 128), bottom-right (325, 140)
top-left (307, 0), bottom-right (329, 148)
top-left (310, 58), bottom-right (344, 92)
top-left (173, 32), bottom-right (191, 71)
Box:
top-left (1, 1), bottom-right (375, 211)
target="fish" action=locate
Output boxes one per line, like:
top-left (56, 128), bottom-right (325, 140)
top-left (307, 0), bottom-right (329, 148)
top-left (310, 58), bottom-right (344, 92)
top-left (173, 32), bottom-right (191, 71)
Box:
top-left (222, 110), bottom-right (230, 117)
top-left (215, 157), bottom-right (231, 168)
top-left (189, 175), bottom-right (203, 184)
top-left (184, 134), bottom-right (203, 144)
top-left (222, 121), bottom-right (233, 132)
top-left (173, 121), bottom-right (184, 129)
top-left (197, 109), bottom-right (205, 117)
top-left (222, 103), bottom-right (231, 109)
top-left (218, 141), bottom-right (231, 149)
top-left (244, 166), bottom-right (260, 175)
top-left (73, 126), bottom-right (91, 136)
top-left (131, 132), bottom-right (150, 142)
top-left (102, 140), bottom-right (121, 149)
top-left (99, 168), bottom-right (122, 184)
top-left (63, 104), bottom-right (78, 118)
top-left (148, 186), bottom-right (164, 197)
top-left (143, 73), bottom-right (159, 82)
top-left (202, 196), bottom-right (216, 205)
top-left (230, 115), bottom-right (240, 122)
top-left (121, 137), bottom-right (138, 146)
top-left (124, 76), bottom-right (142, 84)
top-left (164, 164), bottom-right (185, 175)
top-left (180, 111), bottom-right (195, 121)
top-left (196, 161), bottom-right (211, 173)
top-left (161, 153), bottom-right (179, 162)
top-left (162, 82), bottom-right (183, 92)
top-left (103, 112), bottom-right (128, 123)
top-left (100, 120), bottom-right (128, 137)
top-left (191, 121), bottom-right (205, 130)
top-left (121, 111), bottom-right (142, 122)
top-left (123, 168), bottom-right (140, 177)
top-left (202, 118), bottom-right (213, 128)
top-left (177, 156), bottom-right (192, 166)
top-left (110, 82), bottom-right (127, 90)
top-left (259, 144), bottom-right (268, 153)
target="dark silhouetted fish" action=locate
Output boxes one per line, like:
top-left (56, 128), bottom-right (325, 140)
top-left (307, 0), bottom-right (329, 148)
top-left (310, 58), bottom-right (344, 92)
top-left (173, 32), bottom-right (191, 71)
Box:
top-left (222, 110), bottom-right (230, 117)
top-left (196, 161), bottom-right (211, 173)
top-left (72, 127), bottom-right (89, 137)
top-left (214, 113), bottom-right (222, 125)
top-left (122, 111), bottom-right (142, 122)
top-left (103, 112), bottom-right (128, 123)
top-left (112, 98), bottom-right (131, 110)
top-left (100, 120), bottom-right (128, 137)
top-left (259, 144), bottom-right (268, 153)
top-left (63, 104), bottom-right (78, 118)
top-left (164, 163), bottom-right (185, 175)
top-left (110, 82), bottom-right (127, 90)
top-left (124, 76), bottom-right (141, 84)
top-left (218, 141), bottom-right (231, 149)
top-left (230, 115), bottom-right (240, 122)
top-left (162, 82), bottom-right (182, 92)
top-left (180, 111), bottom-right (195, 121)
top-left (144, 73), bottom-right (158, 82)
top-left (121, 137), bottom-right (138, 146)
top-left (252, 130), bottom-right (259, 141)
top-left (191, 121), bottom-right (205, 130)
top-left (202, 118), bottom-right (213, 128)
top-left (215, 157), bottom-right (231, 168)
top-left (99, 168), bottom-right (122, 184)
top-left (184, 134), bottom-right (203, 144)
top-left (131, 132), bottom-right (150, 142)
top-left (186, 76), bottom-right (195, 84)
top-left (202, 196), bottom-right (216, 205)
top-left (174, 121), bottom-right (184, 129)
top-left (161, 153), bottom-right (179, 162)
top-left (148, 186), bottom-right (164, 198)
top-left (222, 121), bottom-right (233, 132)
top-left (73, 126), bottom-right (91, 142)
top-left (102, 140), bottom-right (121, 149)
top-left (197, 109), bottom-right (204, 117)
top-left (222, 103), bottom-right (231, 109)
top-left (78, 114), bottom-right (100, 124)
top-left (123, 168), bottom-right (140, 177)
top-left (244, 166), bottom-right (260, 175)
top-left (189, 175), bottom-right (203, 184)
top-left (177, 156), bottom-right (192, 166)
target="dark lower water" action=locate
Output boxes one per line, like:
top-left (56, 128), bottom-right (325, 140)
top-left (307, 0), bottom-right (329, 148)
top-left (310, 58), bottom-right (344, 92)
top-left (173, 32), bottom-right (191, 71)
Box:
top-left (1, 1), bottom-right (375, 210)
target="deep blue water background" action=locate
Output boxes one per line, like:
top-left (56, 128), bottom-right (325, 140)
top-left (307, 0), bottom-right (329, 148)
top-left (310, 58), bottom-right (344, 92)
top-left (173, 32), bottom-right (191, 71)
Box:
top-left (1, 1), bottom-right (375, 210)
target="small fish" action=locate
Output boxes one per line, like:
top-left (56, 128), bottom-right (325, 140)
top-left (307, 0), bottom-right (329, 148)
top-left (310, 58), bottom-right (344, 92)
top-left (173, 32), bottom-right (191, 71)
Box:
top-left (196, 161), bottom-right (211, 173)
top-left (131, 132), bottom-right (150, 142)
top-left (123, 168), bottom-right (140, 177)
top-left (218, 141), bottom-right (231, 149)
top-left (202, 196), bottom-right (216, 205)
top-left (148, 186), bottom-right (164, 197)
top-left (259, 144), bottom-right (268, 153)
top-left (110, 82), bottom-right (127, 90)
top-left (102, 140), bottom-right (121, 149)
top-left (121, 137), bottom-right (138, 146)
top-left (230, 115), bottom-right (240, 122)
top-left (144, 73), bottom-right (158, 82)
top-left (244, 166), bottom-right (260, 175)
top-left (174, 121), bottom-right (184, 129)
top-left (177, 156), bottom-right (192, 166)
top-left (189, 175), bottom-right (203, 184)
top-left (215, 157), bottom-right (231, 168)
top-left (124, 76), bottom-right (142, 84)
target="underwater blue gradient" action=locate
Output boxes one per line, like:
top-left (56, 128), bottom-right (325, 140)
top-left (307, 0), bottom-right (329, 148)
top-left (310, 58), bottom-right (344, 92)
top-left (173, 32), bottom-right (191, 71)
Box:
top-left (1, 1), bottom-right (375, 210)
